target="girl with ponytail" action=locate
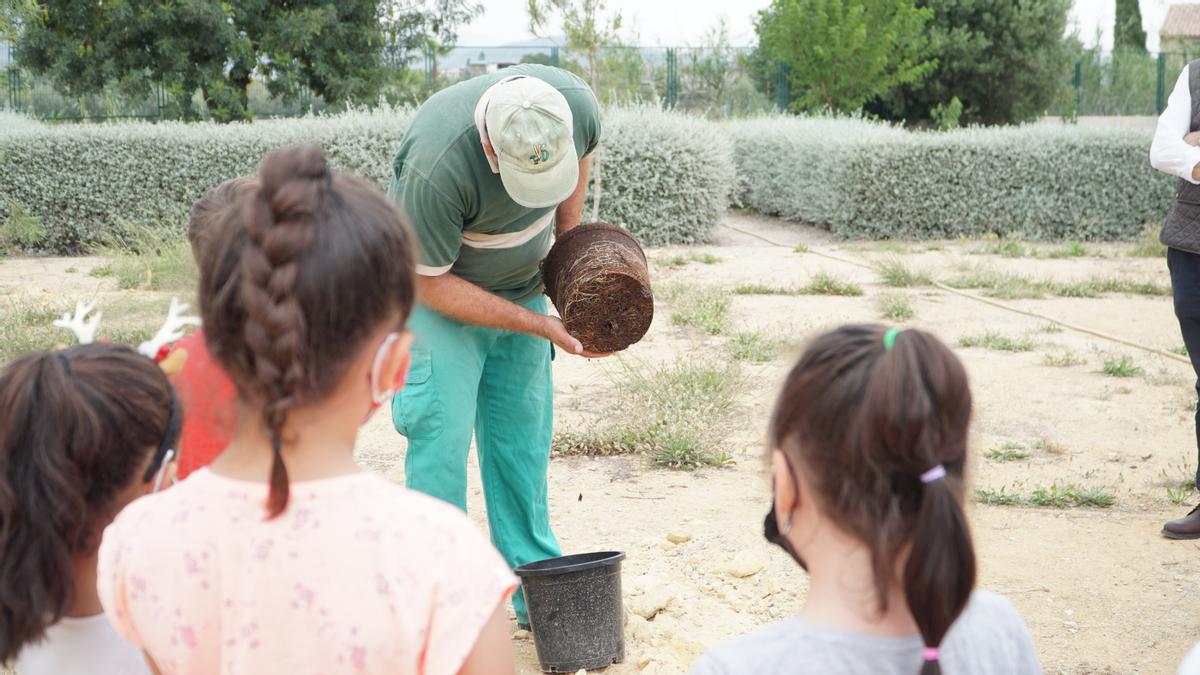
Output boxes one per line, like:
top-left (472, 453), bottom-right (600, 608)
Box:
top-left (0, 343), bottom-right (178, 675)
top-left (98, 145), bottom-right (518, 674)
top-left (691, 325), bottom-right (1041, 675)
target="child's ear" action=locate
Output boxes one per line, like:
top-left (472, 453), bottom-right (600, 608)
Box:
top-left (771, 450), bottom-right (798, 516)
top-left (381, 332), bottom-right (414, 393)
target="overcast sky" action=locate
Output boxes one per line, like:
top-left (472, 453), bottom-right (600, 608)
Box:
top-left (457, 0), bottom-right (1200, 52)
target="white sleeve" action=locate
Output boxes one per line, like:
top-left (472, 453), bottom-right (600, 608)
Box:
top-left (1151, 65), bottom-right (1200, 184)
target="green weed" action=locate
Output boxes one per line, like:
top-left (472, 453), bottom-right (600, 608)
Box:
top-left (876, 258), bottom-right (932, 288)
top-left (732, 283), bottom-right (800, 296)
top-left (1042, 352), bottom-right (1086, 368)
top-left (958, 332), bottom-right (1034, 352)
top-left (1046, 242), bottom-right (1089, 259)
top-left (553, 358), bottom-right (743, 470)
top-left (803, 273), bottom-right (863, 297)
top-left (975, 483), bottom-right (1114, 508)
top-left (984, 444), bottom-right (1030, 462)
top-left (0, 202), bottom-right (48, 252)
top-left (876, 292), bottom-right (914, 321)
top-left (726, 331), bottom-right (781, 363)
top-left (1102, 356), bottom-right (1142, 378)
top-left (91, 227), bottom-right (197, 292)
top-left (794, 243), bottom-right (810, 254)
top-left (1129, 224), bottom-right (1167, 258)
top-left (663, 284), bottom-right (731, 335)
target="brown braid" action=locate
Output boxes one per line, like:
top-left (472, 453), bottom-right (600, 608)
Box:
top-left (199, 144), bottom-right (417, 519)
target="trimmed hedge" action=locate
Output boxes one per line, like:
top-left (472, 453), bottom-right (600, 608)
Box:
top-left (587, 106), bottom-right (735, 246)
top-left (729, 116), bottom-right (1175, 240)
top-left (0, 106), bottom-right (734, 253)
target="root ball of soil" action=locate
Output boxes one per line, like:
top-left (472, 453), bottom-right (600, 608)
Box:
top-left (543, 222), bottom-right (654, 354)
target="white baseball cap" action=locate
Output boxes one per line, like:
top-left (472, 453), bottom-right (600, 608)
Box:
top-left (483, 77), bottom-right (578, 208)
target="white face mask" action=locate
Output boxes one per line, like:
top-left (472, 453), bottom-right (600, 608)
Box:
top-left (152, 448), bottom-right (176, 493)
top-left (363, 332), bottom-right (405, 424)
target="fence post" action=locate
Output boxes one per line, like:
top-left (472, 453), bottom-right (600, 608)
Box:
top-left (1158, 52), bottom-right (1168, 114)
top-left (7, 68), bottom-right (20, 113)
top-left (550, 46), bottom-right (560, 68)
top-left (1080, 60), bottom-right (1089, 117)
top-left (665, 48), bottom-right (678, 109)
top-left (776, 62), bottom-right (790, 112)
top-left (424, 46), bottom-right (435, 82)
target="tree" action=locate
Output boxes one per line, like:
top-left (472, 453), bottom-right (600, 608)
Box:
top-left (1114, 0), bottom-right (1147, 52)
top-left (1, 0), bottom-right (35, 42)
top-left (527, 0), bottom-right (624, 220)
top-left (869, 0), bottom-right (1072, 126)
top-left (15, 1), bottom-right (470, 123)
top-left (754, 0), bottom-right (936, 113)
top-left (382, 0), bottom-right (482, 77)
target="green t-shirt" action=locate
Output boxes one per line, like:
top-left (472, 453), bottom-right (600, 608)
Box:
top-left (389, 64), bottom-right (602, 302)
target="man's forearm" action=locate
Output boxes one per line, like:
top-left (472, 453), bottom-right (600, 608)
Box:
top-left (555, 156), bottom-right (592, 236)
top-left (416, 273), bottom-right (547, 337)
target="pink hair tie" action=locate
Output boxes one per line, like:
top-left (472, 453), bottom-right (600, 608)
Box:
top-left (923, 647), bottom-right (940, 661)
top-left (920, 464), bottom-right (947, 484)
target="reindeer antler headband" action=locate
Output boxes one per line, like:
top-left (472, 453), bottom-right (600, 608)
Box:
top-left (53, 297), bottom-right (201, 375)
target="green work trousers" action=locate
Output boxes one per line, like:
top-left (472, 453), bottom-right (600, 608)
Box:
top-left (392, 295), bottom-right (560, 625)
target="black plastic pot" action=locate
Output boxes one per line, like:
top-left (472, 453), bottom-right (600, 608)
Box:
top-left (514, 551), bottom-right (627, 673)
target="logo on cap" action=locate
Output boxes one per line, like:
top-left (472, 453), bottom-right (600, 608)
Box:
top-left (529, 144), bottom-right (550, 166)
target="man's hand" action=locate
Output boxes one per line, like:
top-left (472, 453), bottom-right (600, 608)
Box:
top-left (1185, 131), bottom-right (1200, 147)
top-left (540, 316), bottom-right (612, 359)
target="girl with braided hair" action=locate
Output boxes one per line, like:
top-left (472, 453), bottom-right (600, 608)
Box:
top-left (98, 145), bottom-right (518, 674)
top-left (0, 343), bottom-right (179, 675)
top-left (691, 325), bottom-right (1040, 675)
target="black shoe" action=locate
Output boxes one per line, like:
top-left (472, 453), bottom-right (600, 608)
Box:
top-left (1163, 503), bottom-right (1200, 539)
top-left (517, 622), bottom-right (531, 632)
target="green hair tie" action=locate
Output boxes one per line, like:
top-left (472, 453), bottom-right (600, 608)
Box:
top-left (883, 327), bottom-right (906, 351)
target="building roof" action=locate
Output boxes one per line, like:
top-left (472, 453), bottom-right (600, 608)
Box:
top-left (1162, 4), bottom-right (1200, 38)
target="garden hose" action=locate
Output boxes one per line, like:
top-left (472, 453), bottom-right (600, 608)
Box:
top-left (719, 222), bottom-right (1192, 366)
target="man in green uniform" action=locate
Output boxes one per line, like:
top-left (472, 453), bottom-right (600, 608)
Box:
top-left (388, 64), bottom-right (603, 626)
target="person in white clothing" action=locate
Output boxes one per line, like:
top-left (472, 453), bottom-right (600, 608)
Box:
top-left (0, 343), bottom-right (180, 675)
top-left (1151, 61), bottom-right (1200, 539)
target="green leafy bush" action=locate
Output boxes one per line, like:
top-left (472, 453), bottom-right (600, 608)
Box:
top-left (730, 116), bottom-right (1174, 241)
top-left (1, 105), bottom-right (734, 253)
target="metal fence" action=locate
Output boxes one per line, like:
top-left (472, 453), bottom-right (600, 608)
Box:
top-left (1, 43), bottom-right (785, 122)
top-left (3, 40), bottom-right (1189, 123)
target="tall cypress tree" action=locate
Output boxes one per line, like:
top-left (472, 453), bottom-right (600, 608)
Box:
top-left (1115, 0), bottom-right (1147, 52)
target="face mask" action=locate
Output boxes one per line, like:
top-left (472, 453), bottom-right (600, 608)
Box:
top-left (363, 332), bottom-right (408, 424)
top-left (763, 457), bottom-right (808, 572)
top-left (152, 448), bottom-right (175, 493)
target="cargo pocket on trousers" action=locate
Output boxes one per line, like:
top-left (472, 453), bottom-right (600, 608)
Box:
top-left (392, 349), bottom-right (445, 440)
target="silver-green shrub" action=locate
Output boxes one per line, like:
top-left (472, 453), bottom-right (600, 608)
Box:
top-left (1, 104), bottom-right (734, 252)
top-left (587, 106), bottom-right (735, 246)
top-left (730, 116), bottom-right (1175, 240)
top-left (0, 105), bottom-right (413, 252)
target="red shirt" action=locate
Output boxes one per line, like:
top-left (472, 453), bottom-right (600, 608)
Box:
top-left (170, 330), bottom-right (237, 480)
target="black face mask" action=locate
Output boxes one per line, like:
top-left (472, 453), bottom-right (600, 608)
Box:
top-left (763, 458), bottom-right (808, 572)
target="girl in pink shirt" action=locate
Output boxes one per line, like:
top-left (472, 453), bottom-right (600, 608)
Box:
top-left (98, 145), bottom-right (518, 675)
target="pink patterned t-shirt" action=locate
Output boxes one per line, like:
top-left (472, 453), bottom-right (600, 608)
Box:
top-left (98, 469), bottom-right (517, 675)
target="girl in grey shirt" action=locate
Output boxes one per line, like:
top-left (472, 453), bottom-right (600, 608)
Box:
top-left (692, 325), bottom-right (1041, 675)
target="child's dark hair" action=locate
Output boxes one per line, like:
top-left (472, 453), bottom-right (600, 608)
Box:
top-left (200, 144), bottom-right (416, 519)
top-left (771, 325), bottom-right (975, 675)
top-left (188, 176), bottom-right (259, 264)
top-left (0, 343), bottom-right (178, 663)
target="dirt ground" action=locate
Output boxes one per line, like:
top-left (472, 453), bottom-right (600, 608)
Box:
top-left (4, 213), bottom-right (1200, 674)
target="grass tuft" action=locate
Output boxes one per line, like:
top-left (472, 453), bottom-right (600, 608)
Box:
top-left (663, 284), bottom-right (730, 335)
top-left (793, 243), bottom-right (809, 253)
top-left (732, 283), bottom-right (799, 296)
top-left (662, 251), bottom-right (723, 267)
top-left (975, 483), bottom-right (1114, 508)
top-left (876, 258), bottom-right (932, 288)
top-left (1042, 351), bottom-right (1086, 368)
top-left (552, 358), bottom-right (743, 470)
top-left (91, 227), bottom-right (197, 292)
top-left (803, 273), bottom-right (863, 297)
top-left (1129, 224), bottom-right (1167, 258)
top-left (876, 292), bottom-right (914, 322)
top-left (1102, 355), bottom-right (1142, 378)
top-left (984, 443), bottom-right (1030, 462)
top-left (726, 331), bottom-right (781, 363)
top-left (958, 332), bottom-right (1034, 352)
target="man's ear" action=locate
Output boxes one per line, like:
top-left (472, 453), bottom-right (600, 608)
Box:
top-left (379, 332), bottom-right (414, 395)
